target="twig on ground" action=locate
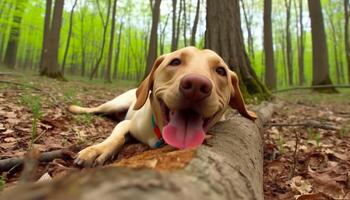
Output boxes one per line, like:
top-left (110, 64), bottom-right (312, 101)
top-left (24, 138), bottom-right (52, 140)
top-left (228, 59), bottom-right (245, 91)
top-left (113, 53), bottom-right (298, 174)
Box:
top-left (0, 148), bottom-right (77, 172)
top-left (0, 72), bottom-right (23, 76)
top-left (0, 80), bottom-right (42, 91)
top-left (272, 84), bottom-right (350, 93)
top-left (290, 131), bottom-right (299, 179)
top-left (267, 120), bottom-right (339, 131)
top-left (0, 80), bottom-right (61, 105)
top-left (20, 149), bottom-right (40, 183)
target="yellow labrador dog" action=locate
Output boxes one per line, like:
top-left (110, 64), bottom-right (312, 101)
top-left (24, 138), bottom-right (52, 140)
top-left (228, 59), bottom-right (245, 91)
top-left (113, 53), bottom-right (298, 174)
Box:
top-left (69, 46), bottom-right (257, 167)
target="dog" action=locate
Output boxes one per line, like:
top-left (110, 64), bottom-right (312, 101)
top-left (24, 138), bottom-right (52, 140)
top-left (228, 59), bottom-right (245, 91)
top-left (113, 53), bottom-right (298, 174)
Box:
top-left (69, 46), bottom-right (257, 167)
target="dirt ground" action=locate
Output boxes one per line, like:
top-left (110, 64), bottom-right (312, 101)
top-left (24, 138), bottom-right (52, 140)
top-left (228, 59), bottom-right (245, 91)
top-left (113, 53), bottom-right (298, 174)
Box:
top-left (1, 72), bottom-right (350, 199)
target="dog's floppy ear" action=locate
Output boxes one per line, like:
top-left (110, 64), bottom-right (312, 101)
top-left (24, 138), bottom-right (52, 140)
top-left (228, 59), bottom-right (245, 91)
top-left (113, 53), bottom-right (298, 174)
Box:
top-left (229, 71), bottom-right (257, 121)
top-left (134, 55), bottom-right (166, 110)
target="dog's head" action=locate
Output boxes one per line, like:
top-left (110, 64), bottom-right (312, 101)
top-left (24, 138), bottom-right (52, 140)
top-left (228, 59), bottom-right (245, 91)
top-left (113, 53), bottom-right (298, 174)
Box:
top-left (134, 47), bottom-right (257, 149)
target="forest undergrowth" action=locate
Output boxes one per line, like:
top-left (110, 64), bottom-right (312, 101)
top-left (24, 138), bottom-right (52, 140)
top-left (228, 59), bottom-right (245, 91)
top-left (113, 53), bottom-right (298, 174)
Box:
top-left (0, 70), bottom-right (350, 199)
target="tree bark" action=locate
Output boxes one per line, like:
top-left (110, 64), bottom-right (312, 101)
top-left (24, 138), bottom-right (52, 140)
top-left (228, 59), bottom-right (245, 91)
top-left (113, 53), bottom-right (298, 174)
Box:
top-left (240, 0), bottom-right (255, 60)
top-left (39, 0), bottom-right (65, 80)
top-left (308, 0), bottom-right (336, 92)
top-left (190, 0), bottom-right (200, 46)
top-left (263, 0), bottom-right (276, 90)
top-left (2, 102), bottom-right (282, 200)
top-left (61, 0), bottom-right (78, 75)
top-left (89, 0), bottom-right (112, 80)
top-left (205, 0), bottom-right (270, 100)
top-left (285, 0), bottom-right (293, 86)
top-left (171, 0), bottom-right (177, 51)
top-left (145, 0), bottom-right (161, 76)
top-left (182, 0), bottom-right (187, 46)
top-left (113, 22), bottom-right (123, 79)
top-left (344, 0), bottom-right (350, 84)
top-left (105, 0), bottom-right (118, 83)
top-left (297, 0), bottom-right (305, 85)
top-left (4, 0), bottom-right (25, 68)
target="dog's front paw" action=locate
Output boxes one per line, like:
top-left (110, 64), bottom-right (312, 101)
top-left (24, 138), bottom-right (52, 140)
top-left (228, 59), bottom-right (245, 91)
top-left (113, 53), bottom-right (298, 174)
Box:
top-left (74, 145), bottom-right (115, 167)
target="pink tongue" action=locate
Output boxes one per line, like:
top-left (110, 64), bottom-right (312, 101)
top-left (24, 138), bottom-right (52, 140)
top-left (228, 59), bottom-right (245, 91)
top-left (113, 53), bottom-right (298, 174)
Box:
top-left (162, 110), bottom-right (205, 149)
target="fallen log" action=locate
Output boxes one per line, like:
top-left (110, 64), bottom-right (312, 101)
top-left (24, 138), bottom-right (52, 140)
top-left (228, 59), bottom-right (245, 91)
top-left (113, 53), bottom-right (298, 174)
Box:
top-left (1, 102), bottom-right (281, 200)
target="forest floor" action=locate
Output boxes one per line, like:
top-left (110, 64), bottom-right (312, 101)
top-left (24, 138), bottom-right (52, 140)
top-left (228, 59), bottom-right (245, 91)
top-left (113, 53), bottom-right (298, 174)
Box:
top-left (1, 69), bottom-right (350, 199)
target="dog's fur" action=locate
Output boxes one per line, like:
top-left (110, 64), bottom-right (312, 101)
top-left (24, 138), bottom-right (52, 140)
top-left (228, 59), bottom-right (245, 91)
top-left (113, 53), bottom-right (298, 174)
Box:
top-left (69, 47), bottom-right (257, 167)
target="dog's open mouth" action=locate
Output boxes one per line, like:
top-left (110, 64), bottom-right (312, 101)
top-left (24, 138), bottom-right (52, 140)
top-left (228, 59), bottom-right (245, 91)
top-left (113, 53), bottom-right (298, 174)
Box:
top-left (159, 100), bottom-right (212, 149)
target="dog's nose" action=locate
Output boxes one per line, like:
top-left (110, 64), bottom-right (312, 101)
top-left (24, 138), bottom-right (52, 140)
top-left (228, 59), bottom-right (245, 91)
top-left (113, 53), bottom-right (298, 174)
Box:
top-left (179, 74), bottom-right (212, 101)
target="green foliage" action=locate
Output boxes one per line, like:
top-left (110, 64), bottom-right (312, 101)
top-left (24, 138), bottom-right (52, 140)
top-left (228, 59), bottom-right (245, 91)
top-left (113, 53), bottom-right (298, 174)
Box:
top-left (0, 175), bottom-right (4, 191)
top-left (73, 113), bottom-right (93, 125)
top-left (276, 135), bottom-right (285, 154)
top-left (20, 94), bottom-right (42, 148)
top-left (307, 128), bottom-right (321, 147)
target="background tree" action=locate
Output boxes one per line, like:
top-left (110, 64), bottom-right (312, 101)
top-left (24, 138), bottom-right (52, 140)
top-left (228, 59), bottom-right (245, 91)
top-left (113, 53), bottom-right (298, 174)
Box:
top-left (190, 0), bottom-right (200, 46)
top-left (205, 0), bottom-right (270, 100)
top-left (61, 0), bottom-right (78, 74)
top-left (40, 0), bottom-right (65, 80)
top-left (308, 0), bottom-right (336, 92)
top-left (4, 0), bottom-right (26, 68)
top-left (145, 0), bottom-right (161, 75)
top-left (105, 0), bottom-right (118, 83)
top-left (345, 0), bottom-right (350, 83)
top-left (263, 0), bottom-right (276, 90)
top-left (285, 0), bottom-right (293, 85)
top-left (89, 0), bottom-right (112, 80)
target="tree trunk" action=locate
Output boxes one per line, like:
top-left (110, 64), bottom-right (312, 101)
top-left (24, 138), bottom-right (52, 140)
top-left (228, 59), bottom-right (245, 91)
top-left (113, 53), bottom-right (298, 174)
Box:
top-left (80, 4), bottom-right (86, 77)
top-left (285, 0), bottom-right (293, 86)
top-left (205, 0), bottom-right (270, 100)
top-left (297, 0), bottom-right (305, 85)
top-left (190, 0), bottom-right (200, 46)
top-left (326, 5), bottom-right (342, 84)
top-left (145, 0), bottom-right (161, 76)
top-left (39, 0), bottom-right (65, 80)
top-left (182, 0), bottom-right (187, 46)
top-left (240, 0), bottom-right (255, 60)
top-left (105, 0), bottom-right (118, 83)
top-left (263, 0), bottom-right (276, 90)
top-left (308, 0), bottom-right (336, 92)
top-left (4, 0), bottom-right (25, 68)
top-left (113, 22), bottom-right (123, 79)
top-left (2, 102), bottom-right (283, 200)
top-left (89, 0), bottom-right (112, 80)
top-left (160, 13), bottom-right (170, 55)
top-left (61, 0), bottom-right (78, 75)
top-left (175, 0), bottom-right (182, 49)
top-left (171, 0), bottom-right (177, 51)
top-left (345, 0), bottom-right (350, 84)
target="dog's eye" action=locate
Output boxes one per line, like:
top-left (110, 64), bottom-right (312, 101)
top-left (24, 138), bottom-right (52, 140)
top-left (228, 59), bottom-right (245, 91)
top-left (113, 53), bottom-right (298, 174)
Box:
top-left (169, 58), bottom-right (181, 66)
top-left (215, 67), bottom-right (227, 76)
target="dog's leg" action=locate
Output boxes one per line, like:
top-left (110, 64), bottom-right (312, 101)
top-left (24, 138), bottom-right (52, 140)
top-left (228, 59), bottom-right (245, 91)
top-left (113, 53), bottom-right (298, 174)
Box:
top-left (74, 120), bottom-right (131, 167)
top-left (68, 88), bottom-right (136, 115)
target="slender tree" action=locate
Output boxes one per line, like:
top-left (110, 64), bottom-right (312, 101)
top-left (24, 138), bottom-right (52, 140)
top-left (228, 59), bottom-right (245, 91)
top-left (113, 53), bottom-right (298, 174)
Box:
top-left (145, 0), bottom-right (161, 75)
top-left (105, 0), bottom-right (118, 83)
top-left (308, 0), bottom-right (336, 92)
top-left (263, 0), bottom-right (276, 89)
top-left (4, 0), bottom-right (26, 68)
top-left (240, 0), bottom-right (255, 59)
top-left (296, 0), bottom-right (305, 85)
top-left (182, 0), bottom-right (187, 46)
top-left (40, 0), bottom-right (65, 80)
top-left (171, 0), bottom-right (177, 51)
top-left (190, 0), bottom-right (200, 46)
top-left (89, 0), bottom-right (112, 80)
top-left (205, 0), bottom-right (270, 99)
top-left (113, 22), bottom-right (123, 79)
top-left (61, 0), bottom-right (78, 74)
top-left (285, 0), bottom-right (293, 85)
top-left (345, 0), bottom-right (350, 83)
